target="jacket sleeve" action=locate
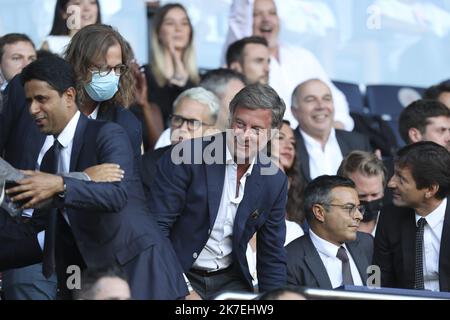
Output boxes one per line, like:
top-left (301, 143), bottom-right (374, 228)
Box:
top-left (256, 174), bottom-right (288, 291)
top-left (147, 147), bottom-right (191, 238)
top-left (373, 208), bottom-right (395, 287)
top-left (62, 123), bottom-right (131, 213)
top-left (0, 75), bottom-right (26, 153)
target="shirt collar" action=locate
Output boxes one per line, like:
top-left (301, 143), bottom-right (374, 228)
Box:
top-left (225, 143), bottom-right (256, 178)
top-left (415, 198), bottom-right (447, 229)
top-left (300, 128), bottom-right (335, 148)
top-left (0, 81), bottom-right (8, 92)
top-left (55, 111), bottom-right (80, 148)
top-left (87, 104), bottom-right (100, 120)
top-left (309, 228), bottom-right (345, 259)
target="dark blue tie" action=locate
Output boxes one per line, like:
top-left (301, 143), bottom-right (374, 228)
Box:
top-left (414, 217), bottom-right (427, 290)
top-left (40, 139), bottom-right (62, 278)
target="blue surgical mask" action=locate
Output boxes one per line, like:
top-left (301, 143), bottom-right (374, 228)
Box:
top-left (84, 72), bottom-right (120, 102)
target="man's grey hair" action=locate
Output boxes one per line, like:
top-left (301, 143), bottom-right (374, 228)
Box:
top-left (173, 87), bottom-right (220, 122)
top-left (199, 68), bottom-right (246, 100)
top-left (291, 78), bottom-right (327, 108)
top-left (229, 84), bottom-right (286, 128)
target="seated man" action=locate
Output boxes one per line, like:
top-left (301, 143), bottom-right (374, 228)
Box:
top-left (224, 0), bottom-right (354, 131)
top-left (0, 33), bottom-right (36, 92)
top-left (338, 151), bottom-right (387, 236)
top-left (423, 81), bottom-right (450, 109)
top-left (286, 175), bottom-right (373, 289)
top-left (73, 265), bottom-right (131, 300)
top-left (291, 79), bottom-right (371, 182)
top-left (398, 99), bottom-right (450, 152)
top-left (142, 87), bottom-right (220, 190)
top-left (226, 36), bottom-right (270, 86)
top-left (200, 68), bottom-right (246, 132)
top-left (153, 87), bottom-right (220, 149)
top-left (374, 142), bottom-right (450, 291)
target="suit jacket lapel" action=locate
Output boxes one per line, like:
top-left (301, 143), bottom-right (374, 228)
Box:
top-left (70, 114), bottom-right (88, 171)
top-left (294, 127), bottom-right (312, 182)
top-left (25, 128), bottom-right (46, 170)
top-left (335, 130), bottom-right (350, 156)
top-left (205, 133), bottom-right (227, 229)
top-left (233, 162), bottom-right (262, 244)
top-left (439, 197), bottom-right (450, 291)
top-left (347, 239), bottom-right (369, 283)
top-left (304, 235), bottom-right (333, 288)
top-left (401, 209), bottom-right (416, 288)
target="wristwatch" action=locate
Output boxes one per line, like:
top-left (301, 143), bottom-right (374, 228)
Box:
top-left (58, 182), bottom-right (67, 199)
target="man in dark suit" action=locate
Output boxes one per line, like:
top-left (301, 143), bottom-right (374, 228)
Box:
top-left (286, 175), bottom-right (373, 289)
top-left (290, 79), bottom-right (371, 182)
top-left (148, 84), bottom-right (288, 299)
top-left (373, 142), bottom-right (450, 291)
top-left (4, 56), bottom-right (187, 299)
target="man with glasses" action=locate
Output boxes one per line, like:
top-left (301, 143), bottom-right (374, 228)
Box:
top-left (286, 175), bottom-right (374, 289)
top-left (141, 87), bottom-right (220, 192)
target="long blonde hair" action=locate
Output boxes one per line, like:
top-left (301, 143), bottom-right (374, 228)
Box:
top-left (150, 3), bottom-right (199, 87)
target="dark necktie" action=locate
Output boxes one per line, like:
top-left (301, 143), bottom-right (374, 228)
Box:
top-left (40, 139), bottom-right (62, 278)
top-left (337, 246), bottom-right (354, 285)
top-left (414, 217), bottom-right (427, 290)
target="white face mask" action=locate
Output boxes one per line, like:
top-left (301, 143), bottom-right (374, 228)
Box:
top-left (84, 71), bottom-right (120, 102)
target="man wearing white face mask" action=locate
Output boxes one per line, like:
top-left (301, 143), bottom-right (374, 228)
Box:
top-left (63, 24), bottom-right (143, 164)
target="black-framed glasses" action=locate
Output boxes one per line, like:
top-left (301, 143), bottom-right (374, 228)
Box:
top-left (89, 64), bottom-right (128, 77)
top-left (321, 203), bottom-right (365, 217)
top-left (170, 114), bottom-right (212, 131)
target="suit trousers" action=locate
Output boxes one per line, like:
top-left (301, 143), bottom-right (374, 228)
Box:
top-left (187, 264), bottom-right (251, 300)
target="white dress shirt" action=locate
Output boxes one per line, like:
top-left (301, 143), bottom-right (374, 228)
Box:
top-left (415, 198), bottom-right (447, 291)
top-left (300, 128), bottom-right (343, 179)
top-left (223, 0), bottom-right (354, 131)
top-left (154, 128), bottom-right (171, 150)
top-left (309, 229), bottom-right (363, 288)
top-left (193, 144), bottom-right (255, 271)
top-left (87, 105), bottom-right (100, 120)
top-left (35, 111), bottom-right (81, 249)
top-left (246, 220), bottom-right (304, 287)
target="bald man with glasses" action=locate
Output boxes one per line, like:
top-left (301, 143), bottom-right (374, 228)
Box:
top-left (286, 175), bottom-right (374, 289)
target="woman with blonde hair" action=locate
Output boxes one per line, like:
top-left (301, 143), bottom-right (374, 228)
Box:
top-left (145, 3), bottom-right (200, 127)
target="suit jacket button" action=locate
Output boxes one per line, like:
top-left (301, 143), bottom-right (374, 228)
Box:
top-left (193, 252), bottom-right (198, 259)
top-left (208, 229), bottom-right (211, 234)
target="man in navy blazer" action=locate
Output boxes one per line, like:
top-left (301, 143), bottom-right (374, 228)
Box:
top-left (148, 84), bottom-right (288, 299)
top-left (4, 56), bottom-right (187, 299)
top-left (374, 142), bottom-right (450, 291)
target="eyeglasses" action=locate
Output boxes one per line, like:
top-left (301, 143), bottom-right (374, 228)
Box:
top-left (89, 64), bottom-right (128, 77)
top-left (170, 114), bottom-right (213, 131)
top-left (321, 203), bottom-right (365, 217)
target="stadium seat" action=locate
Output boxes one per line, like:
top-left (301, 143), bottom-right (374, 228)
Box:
top-left (332, 80), bottom-right (366, 114)
top-left (365, 84), bottom-right (425, 146)
top-left (365, 84), bottom-right (425, 116)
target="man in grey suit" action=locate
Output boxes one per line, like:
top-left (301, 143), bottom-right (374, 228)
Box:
top-left (286, 175), bottom-right (373, 289)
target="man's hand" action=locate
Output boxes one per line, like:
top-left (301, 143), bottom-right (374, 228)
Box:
top-left (5, 170), bottom-right (64, 209)
top-left (186, 290), bottom-right (202, 300)
top-left (84, 163), bottom-right (124, 182)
